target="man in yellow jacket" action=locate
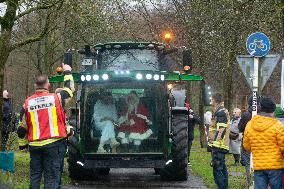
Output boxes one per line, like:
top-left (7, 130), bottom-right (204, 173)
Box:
top-left (243, 97), bottom-right (284, 189)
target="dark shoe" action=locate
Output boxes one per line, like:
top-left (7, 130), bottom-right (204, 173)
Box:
top-left (133, 145), bottom-right (140, 153)
top-left (233, 162), bottom-right (239, 166)
top-left (120, 144), bottom-right (129, 153)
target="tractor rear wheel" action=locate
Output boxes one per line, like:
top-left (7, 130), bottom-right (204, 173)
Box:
top-left (160, 114), bottom-right (188, 181)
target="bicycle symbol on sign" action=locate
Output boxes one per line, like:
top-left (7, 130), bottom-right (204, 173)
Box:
top-left (248, 39), bottom-right (268, 55)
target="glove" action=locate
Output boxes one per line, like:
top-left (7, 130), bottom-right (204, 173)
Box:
top-left (17, 126), bottom-right (27, 139)
top-left (129, 119), bottom-right (135, 126)
top-left (66, 125), bottom-right (74, 137)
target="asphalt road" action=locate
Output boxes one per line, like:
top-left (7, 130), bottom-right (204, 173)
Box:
top-left (63, 168), bottom-right (208, 189)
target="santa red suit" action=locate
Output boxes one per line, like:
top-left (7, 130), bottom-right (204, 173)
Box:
top-left (117, 94), bottom-right (152, 144)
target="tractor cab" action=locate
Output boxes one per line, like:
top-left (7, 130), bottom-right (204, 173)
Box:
top-left (49, 41), bottom-right (204, 181)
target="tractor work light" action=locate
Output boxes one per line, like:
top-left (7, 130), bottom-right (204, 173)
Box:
top-left (164, 33), bottom-right (171, 40)
top-left (164, 32), bottom-right (172, 43)
top-left (102, 74), bottom-right (109, 80)
top-left (153, 74), bottom-right (159, 80)
top-left (86, 75), bottom-right (91, 81)
top-left (115, 70), bottom-right (130, 75)
top-left (160, 75), bottom-right (165, 81)
top-left (136, 73), bottom-right (143, 80)
top-left (81, 75), bottom-right (86, 81)
top-left (93, 74), bottom-right (99, 80)
top-left (146, 74), bottom-right (152, 80)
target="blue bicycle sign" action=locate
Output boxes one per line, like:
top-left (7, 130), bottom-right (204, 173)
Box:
top-left (246, 32), bottom-right (270, 57)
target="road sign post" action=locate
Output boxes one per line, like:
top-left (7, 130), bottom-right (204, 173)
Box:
top-left (281, 59), bottom-right (284, 110)
top-left (252, 58), bottom-right (259, 116)
top-left (245, 32), bottom-right (270, 116)
top-left (244, 32), bottom-right (271, 180)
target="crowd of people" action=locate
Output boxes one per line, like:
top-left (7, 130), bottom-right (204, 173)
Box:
top-left (203, 93), bottom-right (284, 189)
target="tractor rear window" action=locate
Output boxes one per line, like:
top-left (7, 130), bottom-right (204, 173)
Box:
top-left (100, 49), bottom-right (159, 71)
top-left (81, 83), bottom-right (167, 154)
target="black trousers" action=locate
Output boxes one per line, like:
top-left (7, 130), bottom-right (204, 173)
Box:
top-left (1, 130), bottom-right (9, 151)
top-left (29, 140), bottom-right (66, 189)
top-left (188, 124), bottom-right (195, 160)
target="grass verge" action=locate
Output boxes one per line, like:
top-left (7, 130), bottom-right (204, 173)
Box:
top-left (0, 151), bottom-right (71, 189)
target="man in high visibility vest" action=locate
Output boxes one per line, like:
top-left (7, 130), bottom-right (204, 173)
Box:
top-left (208, 93), bottom-right (230, 189)
top-left (17, 63), bottom-right (74, 189)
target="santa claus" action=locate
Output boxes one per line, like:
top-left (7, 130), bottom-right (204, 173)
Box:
top-left (117, 91), bottom-right (153, 152)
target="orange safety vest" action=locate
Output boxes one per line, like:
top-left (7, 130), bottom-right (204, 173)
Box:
top-left (24, 91), bottom-right (67, 142)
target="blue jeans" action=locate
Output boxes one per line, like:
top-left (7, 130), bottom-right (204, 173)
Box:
top-left (254, 169), bottom-right (283, 189)
top-left (29, 140), bottom-right (66, 189)
top-left (211, 150), bottom-right (228, 189)
top-left (58, 140), bottom-right (67, 189)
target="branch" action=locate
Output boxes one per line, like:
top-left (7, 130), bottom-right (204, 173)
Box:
top-left (15, 0), bottom-right (61, 20)
top-left (10, 12), bottom-right (53, 51)
top-left (114, 0), bottom-right (137, 40)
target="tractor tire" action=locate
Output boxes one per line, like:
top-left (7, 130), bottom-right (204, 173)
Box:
top-left (160, 114), bottom-right (188, 181)
top-left (67, 135), bottom-right (95, 180)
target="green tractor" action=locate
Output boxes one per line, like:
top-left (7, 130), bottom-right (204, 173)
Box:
top-left (49, 42), bottom-right (204, 181)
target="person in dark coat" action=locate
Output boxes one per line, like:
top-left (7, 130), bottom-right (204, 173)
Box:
top-left (1, 90), bottom-right (12, 151)
top-left (238, 95), bottom-right (261, 188)
top-left (186, 103), bottom-right (202, 166)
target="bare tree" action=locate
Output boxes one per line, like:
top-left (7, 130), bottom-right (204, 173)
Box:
top-left (0, 0), bottom-right (64, 150)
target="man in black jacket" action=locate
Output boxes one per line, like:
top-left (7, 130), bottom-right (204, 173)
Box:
top-left (187, 105), bottom-right (202, 165)
top-left (1, 90), bottom-right (12, 151)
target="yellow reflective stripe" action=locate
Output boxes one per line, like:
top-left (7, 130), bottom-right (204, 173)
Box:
top-left (52, 106), bottom-right (59, 136)
top-left (30, 111), bottom-right (37, 141)
top-left (64, 75), bottom-right (74, 81)
top-left (217, 123), bottom-right (227, 129)
top-left (63, 87), bottom-right (73, 98)
top-left (18, 138), bottom-right (28, 146)
top-left (29, 138), bottom-right (63, 146)
top-left (209, 127), bottom-right (216, 132)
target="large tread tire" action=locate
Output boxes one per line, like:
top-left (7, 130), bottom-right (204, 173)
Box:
top-left (68, 135), bottom-right (95, 181)
top-left (160, 114), bottom-right (188, 181)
